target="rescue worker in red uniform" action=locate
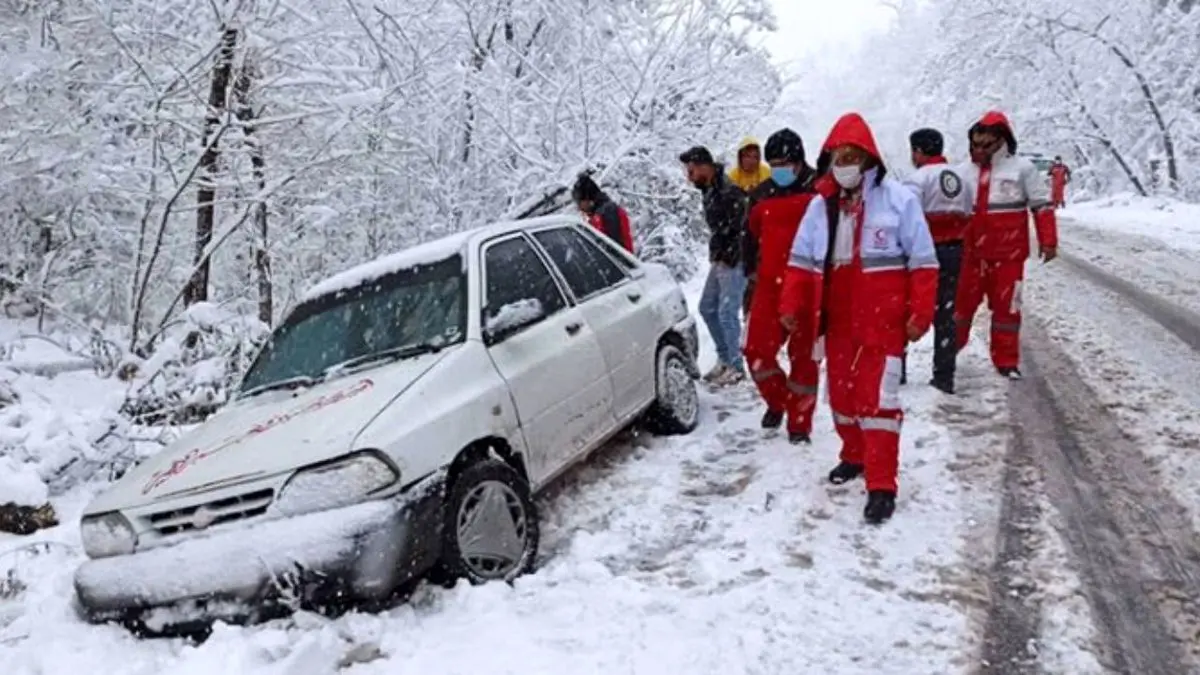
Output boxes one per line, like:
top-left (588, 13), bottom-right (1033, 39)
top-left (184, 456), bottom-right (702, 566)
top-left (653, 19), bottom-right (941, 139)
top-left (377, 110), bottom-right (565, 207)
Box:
top-left (1049, 156), bottom-right (1071, 208)
top-left (955, 111), bottom-right (1058, 379)
top-left (741, 129), bottom-right (822, 444)
top-left (572, 174), bottom-right (635, 253)
top-left (780, 113), bottom-right (939, 524)
top-left (902, 128), bottom-right (973, 394)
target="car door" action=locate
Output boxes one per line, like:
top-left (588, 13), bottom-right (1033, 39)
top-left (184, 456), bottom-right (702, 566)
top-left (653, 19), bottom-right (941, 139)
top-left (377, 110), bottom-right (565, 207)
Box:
top-left (480, 234), bottom-right (616, 484)
top-left (531, 225), bottom-right (660, 422)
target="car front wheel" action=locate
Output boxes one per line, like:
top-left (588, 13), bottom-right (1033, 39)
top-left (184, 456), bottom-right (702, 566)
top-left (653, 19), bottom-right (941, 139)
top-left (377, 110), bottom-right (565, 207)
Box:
top-left (434, 459), bottom-right (539, 586)
top-left (645, 343), bottom-right (700, 435)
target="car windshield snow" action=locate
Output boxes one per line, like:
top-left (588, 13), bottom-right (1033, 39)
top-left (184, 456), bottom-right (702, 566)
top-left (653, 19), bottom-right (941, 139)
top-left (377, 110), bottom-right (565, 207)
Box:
top-left (238, 254), bottom-right (466, 396)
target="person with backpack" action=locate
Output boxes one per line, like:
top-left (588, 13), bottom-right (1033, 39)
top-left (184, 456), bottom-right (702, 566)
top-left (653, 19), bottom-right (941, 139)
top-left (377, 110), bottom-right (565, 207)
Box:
top-left (572, 174), bottom-right (635, 253)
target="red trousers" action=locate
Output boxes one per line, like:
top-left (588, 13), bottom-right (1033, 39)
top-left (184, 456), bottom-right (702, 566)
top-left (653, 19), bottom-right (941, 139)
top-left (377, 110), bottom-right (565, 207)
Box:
top-left (954, 256), bottom-right (1024, 369)
top-left (826, 331), bottom-right (904, 493)
top-left (742, 285), bottom-right (818, 434)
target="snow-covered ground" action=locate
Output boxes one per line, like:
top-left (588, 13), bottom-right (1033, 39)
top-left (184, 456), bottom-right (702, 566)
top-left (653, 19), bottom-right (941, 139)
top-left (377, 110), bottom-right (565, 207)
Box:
top-left (0, 266), bottom-right (1041, 674)
top-left (1060, 194), bottom-right (1200, 253)
top-left (1028, 202), bottom-right (1200, 534)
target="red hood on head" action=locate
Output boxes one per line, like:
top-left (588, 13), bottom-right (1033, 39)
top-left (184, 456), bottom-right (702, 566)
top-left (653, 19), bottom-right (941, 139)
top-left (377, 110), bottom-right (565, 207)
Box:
top-left (821, 113), bottom-right (882, 160)
top-left (970, 110), bottom-right (1017, 154)
top-left (816, 113), bottom-right (884, 177)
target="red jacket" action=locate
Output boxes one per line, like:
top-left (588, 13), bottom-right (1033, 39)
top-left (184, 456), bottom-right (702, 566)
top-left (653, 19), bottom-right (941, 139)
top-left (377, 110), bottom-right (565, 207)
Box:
top-left (780, 113), bottom-right (939, 351)
top-left (901, 156), bottom-right (972, 243)
top-left (746, 173), bottom-right (820, 287)
top-left (1049, 163), bottom-right (1070, 201)
top-left (587, 197), bottom-right (634, 253)
top-left (961, 111), bottom-right (1057, 260)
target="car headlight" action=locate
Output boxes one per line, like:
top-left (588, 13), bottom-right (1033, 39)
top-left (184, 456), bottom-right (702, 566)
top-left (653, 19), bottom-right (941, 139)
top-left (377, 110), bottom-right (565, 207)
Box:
top-left (80, 512), bottom-right (137, 559)
top-left (271, 451), bottom-right (399, 518)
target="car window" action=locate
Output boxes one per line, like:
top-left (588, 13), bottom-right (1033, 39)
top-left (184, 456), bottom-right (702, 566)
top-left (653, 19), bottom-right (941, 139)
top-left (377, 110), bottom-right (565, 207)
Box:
top-left (532, 227), bottom-right (628, 300)
top-left (483, 236), bottom-right (567, 338)
top-left (578, 224), bottom-right (638, 272)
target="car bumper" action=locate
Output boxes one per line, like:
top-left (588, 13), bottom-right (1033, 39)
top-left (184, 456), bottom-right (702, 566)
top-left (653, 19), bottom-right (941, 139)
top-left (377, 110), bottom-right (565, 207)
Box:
top-left (674, 315), bottom-right (701, 378)
top-left (74, 475), bottom-right (444, 629)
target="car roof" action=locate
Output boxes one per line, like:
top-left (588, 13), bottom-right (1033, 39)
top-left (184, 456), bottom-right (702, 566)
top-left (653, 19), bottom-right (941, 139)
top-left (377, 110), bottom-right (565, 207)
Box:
top-left (300, 214), bottom-right (587, 302)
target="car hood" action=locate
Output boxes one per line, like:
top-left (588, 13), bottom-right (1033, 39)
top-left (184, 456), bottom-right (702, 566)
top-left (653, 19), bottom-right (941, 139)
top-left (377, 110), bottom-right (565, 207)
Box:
top-left (87, 349), bottom-right (451, 514)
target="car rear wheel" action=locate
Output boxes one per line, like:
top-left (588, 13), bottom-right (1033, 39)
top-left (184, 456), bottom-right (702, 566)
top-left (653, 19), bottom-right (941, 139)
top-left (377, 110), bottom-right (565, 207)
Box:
top-left (433, 459), bottom-right (539, 585)
top-left (645, 343), bottom-right (700, 435)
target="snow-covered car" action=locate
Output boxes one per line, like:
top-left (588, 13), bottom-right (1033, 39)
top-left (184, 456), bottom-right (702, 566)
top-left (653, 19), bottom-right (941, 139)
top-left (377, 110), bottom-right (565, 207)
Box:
top-left (73, 215), bottom-right (701, 631)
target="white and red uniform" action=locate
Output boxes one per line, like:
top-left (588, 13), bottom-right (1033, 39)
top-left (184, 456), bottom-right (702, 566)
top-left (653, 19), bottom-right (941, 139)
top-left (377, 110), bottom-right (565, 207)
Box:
top-left (781, 114), bottom-right (939, 494)
top-left (901, 155), bottom-right (973, 386)
top-left (954, 111), bottom-right (1057, 371)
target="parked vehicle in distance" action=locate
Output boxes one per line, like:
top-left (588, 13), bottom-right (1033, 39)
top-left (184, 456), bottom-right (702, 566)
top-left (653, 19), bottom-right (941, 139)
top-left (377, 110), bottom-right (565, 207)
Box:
top-left (73, 215), bottom-right (701, 634)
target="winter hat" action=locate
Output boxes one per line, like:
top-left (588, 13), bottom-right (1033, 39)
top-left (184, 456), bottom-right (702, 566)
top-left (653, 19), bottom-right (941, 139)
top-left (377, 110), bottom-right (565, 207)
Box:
top-left (678, 146), bottom-right (715, 165)
top-left (909, 128), bottom-right (944, 156)
top-left (572, 174), bottom-right (602, 202)
top-left (764, 128), bottom-right (806, 164)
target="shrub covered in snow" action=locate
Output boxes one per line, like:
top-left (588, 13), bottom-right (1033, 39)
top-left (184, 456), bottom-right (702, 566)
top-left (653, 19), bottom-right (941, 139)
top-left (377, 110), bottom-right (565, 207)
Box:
top-left (120, 302), bottom-right (270, 425)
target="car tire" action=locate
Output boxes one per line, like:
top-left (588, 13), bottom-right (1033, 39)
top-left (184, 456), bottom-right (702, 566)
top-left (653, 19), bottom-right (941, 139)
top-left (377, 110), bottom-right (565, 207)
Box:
top-left (432, 459), bottom-right (539, 586)
top-left (645, 343), bottom-right (701, 436)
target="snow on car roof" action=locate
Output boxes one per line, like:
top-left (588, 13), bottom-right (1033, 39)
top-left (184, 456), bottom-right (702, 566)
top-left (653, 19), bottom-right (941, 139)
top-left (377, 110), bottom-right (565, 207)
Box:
top-left (300, 214), bottom-right (585, 302)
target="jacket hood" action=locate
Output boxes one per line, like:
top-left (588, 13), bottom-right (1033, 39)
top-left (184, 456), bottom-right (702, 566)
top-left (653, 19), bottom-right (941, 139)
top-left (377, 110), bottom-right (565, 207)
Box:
top-left (737, 136), bottom-right (761, 153)
top-left (815, 113), bottom-right (887, 185)
top-left (969, 110), bottom-right (1018, 154)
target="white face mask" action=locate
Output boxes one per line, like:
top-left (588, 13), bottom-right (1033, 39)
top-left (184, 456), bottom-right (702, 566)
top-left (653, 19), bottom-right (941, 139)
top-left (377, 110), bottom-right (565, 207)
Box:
top-left (832, 164), bottom-right (863, 189)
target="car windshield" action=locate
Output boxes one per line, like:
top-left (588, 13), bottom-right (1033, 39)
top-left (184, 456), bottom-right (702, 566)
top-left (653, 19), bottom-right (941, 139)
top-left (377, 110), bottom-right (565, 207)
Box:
top-left (238, 254), bottom-right (466, 396)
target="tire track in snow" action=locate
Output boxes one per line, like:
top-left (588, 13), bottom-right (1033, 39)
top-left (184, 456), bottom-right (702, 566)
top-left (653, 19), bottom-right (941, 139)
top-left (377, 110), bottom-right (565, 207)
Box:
top-left (1001, 320), bottom-right (1200, 674)
top-left (1058, 250), bottom-right (1200, 353)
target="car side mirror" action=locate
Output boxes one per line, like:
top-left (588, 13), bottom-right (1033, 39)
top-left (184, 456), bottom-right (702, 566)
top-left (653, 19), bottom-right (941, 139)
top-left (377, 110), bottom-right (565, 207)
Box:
top-left (483, 298), bottom-right (546, 345)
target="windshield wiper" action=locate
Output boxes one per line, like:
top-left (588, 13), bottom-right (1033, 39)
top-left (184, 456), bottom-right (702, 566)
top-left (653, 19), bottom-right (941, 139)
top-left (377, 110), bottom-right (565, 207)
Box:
top-left (239, 375), bottom-right (321, 399)
top-left (322, 342), bottom-right (443, 378)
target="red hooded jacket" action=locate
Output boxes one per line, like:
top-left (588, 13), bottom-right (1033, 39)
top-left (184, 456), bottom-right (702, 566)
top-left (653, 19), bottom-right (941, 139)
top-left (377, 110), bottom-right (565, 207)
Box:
top-left (780, 113), bottom-right (939, 352)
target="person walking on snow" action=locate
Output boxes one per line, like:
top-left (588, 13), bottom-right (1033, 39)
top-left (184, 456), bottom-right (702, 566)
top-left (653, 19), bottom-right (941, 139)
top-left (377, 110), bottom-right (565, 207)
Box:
top-left (742, 128), bottom-right (822, 444)
top-left (729, 137), bottom-right (774, 316)
top-left (572, 174), bottom-right (635, 253)
top-left (954, 111), bottom-right (1058, 380)
top-left (779, 113), bottom-right (939, 524)
top-left (680, 145), bottom-right (750, 385)
top-left (1049, 156), bottom-right (1071, 208)
top-left (901, 128), bottom-right (973, 394)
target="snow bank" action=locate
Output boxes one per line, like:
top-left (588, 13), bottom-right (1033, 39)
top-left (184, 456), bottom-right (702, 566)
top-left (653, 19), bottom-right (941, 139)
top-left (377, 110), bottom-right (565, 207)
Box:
top-left (1062, 195), bottom-right (1200, 251)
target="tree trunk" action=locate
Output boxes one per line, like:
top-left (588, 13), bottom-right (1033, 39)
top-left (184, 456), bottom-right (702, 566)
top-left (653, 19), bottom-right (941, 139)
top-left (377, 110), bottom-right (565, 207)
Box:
top-left (234, 57), bottom-right (272, 325)
top-left (185, 27), bottom-right (238, 307)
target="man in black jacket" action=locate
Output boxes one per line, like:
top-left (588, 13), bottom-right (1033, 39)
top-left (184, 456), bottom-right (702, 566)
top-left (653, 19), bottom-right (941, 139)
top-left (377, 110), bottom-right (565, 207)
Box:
top-left (680, 145), bottom-right (749, 385)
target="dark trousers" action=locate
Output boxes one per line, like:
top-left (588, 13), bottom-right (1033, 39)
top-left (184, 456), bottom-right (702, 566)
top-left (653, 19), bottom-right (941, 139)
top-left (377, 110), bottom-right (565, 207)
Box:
top-left (900, 241), bottom-right (963, 385)
top-left (932, 241), bottom-right (963, 383)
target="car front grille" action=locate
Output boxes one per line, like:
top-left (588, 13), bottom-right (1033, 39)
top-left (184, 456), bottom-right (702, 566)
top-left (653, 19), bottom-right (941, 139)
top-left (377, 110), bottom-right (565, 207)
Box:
top-left (146, 488), bottom-right (275, 537)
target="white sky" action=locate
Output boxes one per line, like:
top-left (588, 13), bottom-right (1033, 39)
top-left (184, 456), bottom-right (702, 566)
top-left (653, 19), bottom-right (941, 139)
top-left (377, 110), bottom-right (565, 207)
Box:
top-left (762, 0), bottom-right (897, 73)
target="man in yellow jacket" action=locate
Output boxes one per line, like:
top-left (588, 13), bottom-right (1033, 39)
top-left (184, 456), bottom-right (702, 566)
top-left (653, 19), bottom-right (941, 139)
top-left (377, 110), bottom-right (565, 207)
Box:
top-left (727, 137), bottom-right (772, 191)
top-left (727, 137), bottom-right (771, 317)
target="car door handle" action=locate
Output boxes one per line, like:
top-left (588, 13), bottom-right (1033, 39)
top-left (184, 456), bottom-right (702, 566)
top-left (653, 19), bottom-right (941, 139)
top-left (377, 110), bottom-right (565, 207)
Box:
top-left (565, 321), bottom-right (583, 335)
top-left (626, 292), bottom-right (642, 303)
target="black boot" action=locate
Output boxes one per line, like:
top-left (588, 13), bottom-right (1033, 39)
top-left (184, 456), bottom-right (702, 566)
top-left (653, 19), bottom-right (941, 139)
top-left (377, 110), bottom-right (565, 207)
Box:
top-left (827, 462), bottom-right (864, 485)
top-left (864, 490), bottom-right (896, 524)
top-left (929, 377), bottom-right (954, 394)
top-left (788, 431), bottom-right (811, 445)
top-left (761, 409), bottom-right (784, 430)
top-left (997, 366), bottom-right (1022, 380)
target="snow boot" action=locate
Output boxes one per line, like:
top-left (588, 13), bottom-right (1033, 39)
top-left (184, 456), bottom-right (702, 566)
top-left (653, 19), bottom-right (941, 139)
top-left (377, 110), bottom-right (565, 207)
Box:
top-left (864, 490), bottom-right (896, 524)
top-left (761, 409), bottom-right (784, 430)
top-left (997, 367), bottom-right (1022, 380)
top-left (788, 431), bottom-right (811, 445)
top-left (827, 462), bottom-right (864, 485)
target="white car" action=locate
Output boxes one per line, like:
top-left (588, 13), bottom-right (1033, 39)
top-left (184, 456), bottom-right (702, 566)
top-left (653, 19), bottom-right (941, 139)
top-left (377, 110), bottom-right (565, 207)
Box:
top-left (73, 215), bottom-right (701, 632)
